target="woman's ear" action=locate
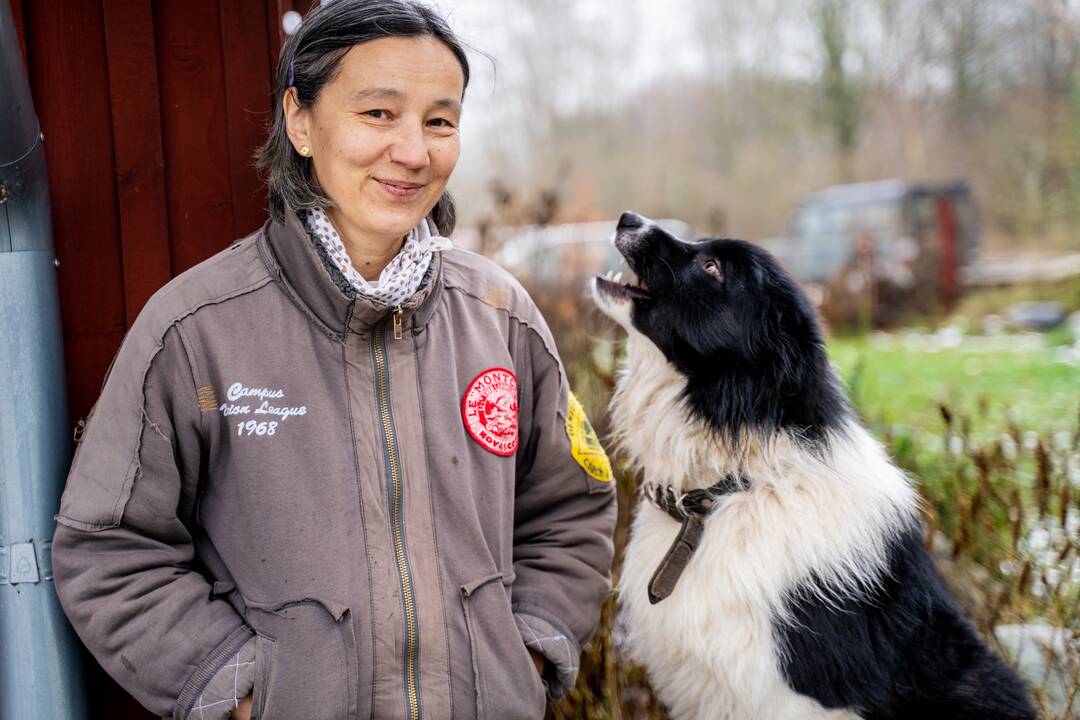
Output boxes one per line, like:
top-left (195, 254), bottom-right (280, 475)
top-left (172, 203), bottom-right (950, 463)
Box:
top-left (283, 87), bottom-right (312, 155)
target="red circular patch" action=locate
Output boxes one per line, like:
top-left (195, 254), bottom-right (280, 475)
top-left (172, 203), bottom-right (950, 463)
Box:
top-left (462, 368), bottom-right (519, 456)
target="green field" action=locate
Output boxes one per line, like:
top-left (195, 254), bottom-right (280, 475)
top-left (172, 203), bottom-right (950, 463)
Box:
top-left (829, 333), bottom-right (1079, 440)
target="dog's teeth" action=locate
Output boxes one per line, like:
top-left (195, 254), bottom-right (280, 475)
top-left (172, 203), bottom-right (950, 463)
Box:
top-left (614, 272), bottom-right (623, 284)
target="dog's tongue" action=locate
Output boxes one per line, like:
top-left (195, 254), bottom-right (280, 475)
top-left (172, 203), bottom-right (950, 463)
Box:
top-left (623, 269), bottom-right (646, 291)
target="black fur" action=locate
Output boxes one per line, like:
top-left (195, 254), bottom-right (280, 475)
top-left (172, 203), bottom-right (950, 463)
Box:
top-left (777, 528), bottom-right (1035, 719)
top-left (602, 213), bottom-right (1037, 719)
top-left (610, 216), bottom-right (849, 443)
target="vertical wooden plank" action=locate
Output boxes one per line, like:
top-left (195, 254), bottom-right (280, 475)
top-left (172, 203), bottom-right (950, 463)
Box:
top-left (266, 0), bottom-right (288, 79)
top-left (102, 0), bottom-right (173, 324)
top-left (22, 0), bottom-right (128, 426)
top-left (265, 1), bottom-right (317, 82)
top-left (154, 0), bottom-right (236, 273)
top-left (220, 0), bottom-right (273, 236)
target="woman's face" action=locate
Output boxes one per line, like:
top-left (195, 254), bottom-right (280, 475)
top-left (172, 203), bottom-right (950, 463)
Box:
top-left (285, 36), bottom-right (464, 243)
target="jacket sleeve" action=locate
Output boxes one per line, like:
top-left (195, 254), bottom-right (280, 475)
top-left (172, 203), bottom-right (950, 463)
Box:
top-left (51, 323), bottom-right (254, 719)
top-left (511, 323), bottom-right (617, 697)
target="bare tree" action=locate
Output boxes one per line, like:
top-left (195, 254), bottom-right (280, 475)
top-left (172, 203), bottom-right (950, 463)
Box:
top-left (815, 0), bottom-right (861, 180)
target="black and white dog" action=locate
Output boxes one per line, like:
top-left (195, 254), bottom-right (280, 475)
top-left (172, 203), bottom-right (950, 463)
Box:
top-left (591, 212), bottom-right (1035, 720)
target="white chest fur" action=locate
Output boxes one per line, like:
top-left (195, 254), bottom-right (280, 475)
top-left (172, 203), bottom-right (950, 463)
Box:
top-left (610, 337), bottom-right (917, 720)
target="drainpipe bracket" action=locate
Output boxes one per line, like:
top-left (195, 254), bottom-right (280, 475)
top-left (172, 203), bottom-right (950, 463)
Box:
top-left (0, 540), bottom-right (52, 585)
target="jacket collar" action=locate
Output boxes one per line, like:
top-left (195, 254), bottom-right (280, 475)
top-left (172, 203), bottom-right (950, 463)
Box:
top-left (258, 201), bottom-right (444, 338)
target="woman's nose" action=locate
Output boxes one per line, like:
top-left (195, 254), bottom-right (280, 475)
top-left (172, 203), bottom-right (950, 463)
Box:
top-left (387, 123), bottom-right (430, 169)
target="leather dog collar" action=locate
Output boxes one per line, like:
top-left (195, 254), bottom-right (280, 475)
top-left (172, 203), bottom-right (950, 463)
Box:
top-left (643, 475), bottom-right (747, 604)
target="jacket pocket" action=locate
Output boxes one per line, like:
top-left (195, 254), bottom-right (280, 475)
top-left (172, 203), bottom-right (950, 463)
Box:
top-left (461, 572), bottom-right (547, 720)
top-left (242, 596), bottom-right (357, 720)
top-left (251, 633), bottom-right (274, 720)
top-left (55, 330), bottom-right (145, 532)
top-left (56, 402), bottom-right (132, 531)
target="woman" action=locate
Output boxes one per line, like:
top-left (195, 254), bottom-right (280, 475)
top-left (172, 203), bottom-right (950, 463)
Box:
top-left (50, 3), bottom-right (616, 719)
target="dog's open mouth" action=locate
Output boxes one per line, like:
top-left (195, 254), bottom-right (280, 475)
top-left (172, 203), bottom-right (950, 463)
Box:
top-left (594, 269), bottom-right (650, 301)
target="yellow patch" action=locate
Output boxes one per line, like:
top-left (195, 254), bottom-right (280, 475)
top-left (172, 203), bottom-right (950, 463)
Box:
top-left (566, 392), bottom-right (613, 483)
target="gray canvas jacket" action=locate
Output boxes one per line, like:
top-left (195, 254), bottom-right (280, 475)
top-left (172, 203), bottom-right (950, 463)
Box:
top-left (50, 204), bottom-right (617, 720)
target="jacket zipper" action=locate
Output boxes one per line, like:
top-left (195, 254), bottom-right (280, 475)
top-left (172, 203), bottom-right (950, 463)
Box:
top-left (392, 305), bottom-right (404, 340)
top-left (371, 306), bottom-right (422, 720)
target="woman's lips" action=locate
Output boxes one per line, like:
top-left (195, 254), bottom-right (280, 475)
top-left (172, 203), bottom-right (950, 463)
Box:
top-left (376, 178), bottom-right (425, 199)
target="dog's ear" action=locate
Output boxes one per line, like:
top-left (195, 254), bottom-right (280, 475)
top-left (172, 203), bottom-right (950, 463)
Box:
top-left (670, 314), bottom-right (729, 369)
top-left (760, 276), bottom-right (831, 393)
top-left (760, 306), bottom-right (802, 389)
top-left (750, 261), bottom-right (767, 288)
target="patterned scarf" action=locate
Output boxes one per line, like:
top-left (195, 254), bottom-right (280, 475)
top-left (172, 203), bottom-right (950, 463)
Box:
top-left (300, 206), bottom-right (452, 307)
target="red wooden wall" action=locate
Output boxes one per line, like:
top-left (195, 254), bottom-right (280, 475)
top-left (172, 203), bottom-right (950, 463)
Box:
top-left (11, 1), bottom-right (311, 716)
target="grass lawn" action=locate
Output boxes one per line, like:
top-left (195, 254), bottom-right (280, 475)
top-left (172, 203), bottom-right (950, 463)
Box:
top-left (828, 333), bottom-right (1079, 440)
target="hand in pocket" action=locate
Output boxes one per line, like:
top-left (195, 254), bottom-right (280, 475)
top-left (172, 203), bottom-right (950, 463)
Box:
top-left (528, 649), bottom-right (545, 676)
top-left (230, 693), bottom-right (253, 720)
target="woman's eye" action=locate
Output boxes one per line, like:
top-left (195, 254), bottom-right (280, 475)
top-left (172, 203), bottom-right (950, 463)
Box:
top-left (428, 118), bottom-right (455, 129)
top-left (363, 109), bottom-right (389, 119)
top-left (702, 259), bottom-right (723, 280)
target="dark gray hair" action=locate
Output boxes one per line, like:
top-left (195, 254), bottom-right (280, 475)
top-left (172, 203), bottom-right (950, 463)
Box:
top-left (255, 0), bottom-right (471, 234)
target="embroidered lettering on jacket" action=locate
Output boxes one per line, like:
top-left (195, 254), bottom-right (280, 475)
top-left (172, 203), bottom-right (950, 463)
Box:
top-left (462, 368), bottom-right (519, 456)
top-left (226, 383), bottom-right (284, 402)
top-left (218, 382), bottom-right (307, 438)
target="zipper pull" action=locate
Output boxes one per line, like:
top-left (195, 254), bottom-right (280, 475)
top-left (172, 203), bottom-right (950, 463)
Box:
top-left (392, 306), bottom-right (404, 340)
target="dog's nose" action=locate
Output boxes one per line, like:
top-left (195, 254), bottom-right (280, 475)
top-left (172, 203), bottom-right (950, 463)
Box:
top-left (617, 211), bottom-right (644, 230)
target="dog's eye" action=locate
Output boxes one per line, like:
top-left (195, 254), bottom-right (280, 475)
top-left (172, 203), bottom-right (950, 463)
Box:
top-left (702, 259), bottom-right (723, 281)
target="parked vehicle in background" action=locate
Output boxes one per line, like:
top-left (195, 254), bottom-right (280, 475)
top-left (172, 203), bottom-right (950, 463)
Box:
top-left (762, 179), bottom-right (980, 327)
top-left (467, 179), bottom-right (979, 330)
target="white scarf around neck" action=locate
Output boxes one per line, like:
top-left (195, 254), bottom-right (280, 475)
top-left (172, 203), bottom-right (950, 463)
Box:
top-left (301, 206), bottom-right (452, 306)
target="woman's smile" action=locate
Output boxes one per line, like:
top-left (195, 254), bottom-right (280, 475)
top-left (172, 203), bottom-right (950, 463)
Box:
top-left (375, 177), bottom-right (426, 199)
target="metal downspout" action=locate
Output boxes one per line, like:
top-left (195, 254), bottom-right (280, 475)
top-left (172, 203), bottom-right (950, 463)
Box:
top-left (0, 0), bottom-right (89, 716)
